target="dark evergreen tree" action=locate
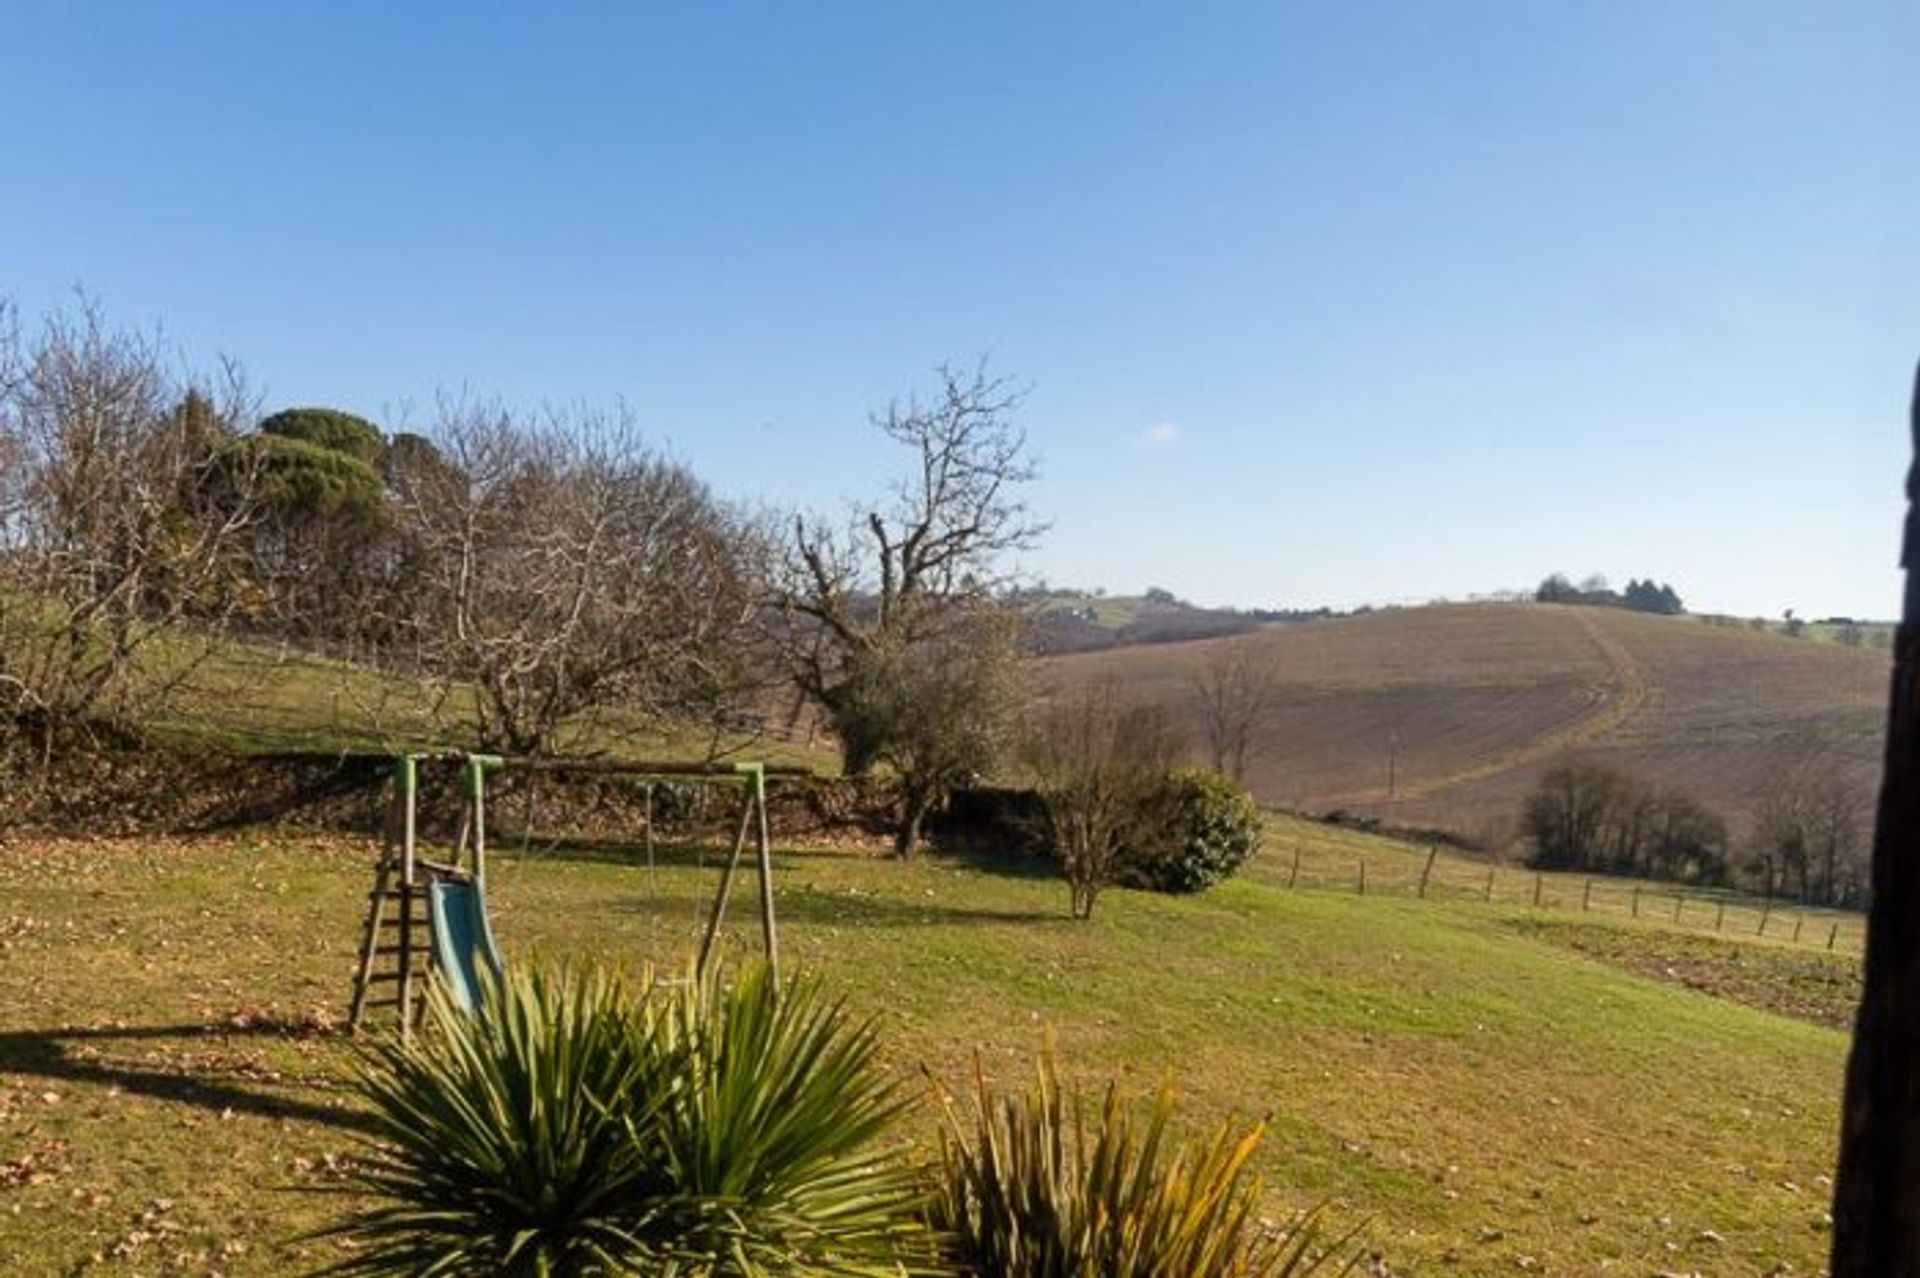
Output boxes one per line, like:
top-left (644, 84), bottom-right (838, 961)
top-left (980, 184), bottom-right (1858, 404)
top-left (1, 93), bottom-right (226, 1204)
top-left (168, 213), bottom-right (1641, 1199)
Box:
top-left (259, 406), bottom-right (388, 467)
top-left (1535, 573), bottom-right (1576, 603)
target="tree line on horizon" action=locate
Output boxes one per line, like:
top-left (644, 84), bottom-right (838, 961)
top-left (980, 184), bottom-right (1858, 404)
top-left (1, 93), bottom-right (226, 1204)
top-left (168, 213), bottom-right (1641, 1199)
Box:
top-left (1534, 572), bottom-right (1685, 614)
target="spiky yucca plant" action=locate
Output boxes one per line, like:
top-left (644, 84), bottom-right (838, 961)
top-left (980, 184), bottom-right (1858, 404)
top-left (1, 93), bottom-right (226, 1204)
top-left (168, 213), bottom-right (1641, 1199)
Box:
top-left (324, 962), bottom-right (936, 1277)
top-left (327, 962), bottom-right (667, 1276)
top-left (929, 1049), bottom-right (1362, 1278)
top-left (640, 963), bottom-right (937, 1273)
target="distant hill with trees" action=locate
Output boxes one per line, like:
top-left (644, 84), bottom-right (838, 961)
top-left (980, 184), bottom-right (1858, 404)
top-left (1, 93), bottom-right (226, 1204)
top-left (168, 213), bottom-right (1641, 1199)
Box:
top-left (1535, 573), bottom-right (1685, 614)
top-left (1033, 601), bottom-right (1887, 886)
top-left (1018, 587), bottom-right (1341, 654)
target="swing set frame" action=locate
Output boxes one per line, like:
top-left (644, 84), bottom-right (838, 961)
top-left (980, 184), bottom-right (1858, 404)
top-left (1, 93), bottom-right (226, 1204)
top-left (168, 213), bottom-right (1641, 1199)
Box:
top-left (347, 750), bottom-right (808, 1038)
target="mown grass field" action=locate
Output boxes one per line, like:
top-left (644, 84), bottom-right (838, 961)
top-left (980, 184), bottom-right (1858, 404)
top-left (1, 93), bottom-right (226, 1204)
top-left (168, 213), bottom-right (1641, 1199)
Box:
top-left (0, 811), bottom-right (1852, 1276)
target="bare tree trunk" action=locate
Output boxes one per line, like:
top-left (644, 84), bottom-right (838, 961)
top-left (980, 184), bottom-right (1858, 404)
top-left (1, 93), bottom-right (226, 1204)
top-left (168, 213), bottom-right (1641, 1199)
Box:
top-left (895, 786), bottom-right (933, 858)
top-left (1833, 362), bottom-right (1920, 1275)
top-left (1191, 646), bottom-right (1279, 787)
top-left (1071, 880), bottom-right (1097, 920)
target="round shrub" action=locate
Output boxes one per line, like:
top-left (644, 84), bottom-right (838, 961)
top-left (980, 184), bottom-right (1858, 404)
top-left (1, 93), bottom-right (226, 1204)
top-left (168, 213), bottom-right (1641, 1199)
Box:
top-left (1117, 768), bottom-right (1261, 893)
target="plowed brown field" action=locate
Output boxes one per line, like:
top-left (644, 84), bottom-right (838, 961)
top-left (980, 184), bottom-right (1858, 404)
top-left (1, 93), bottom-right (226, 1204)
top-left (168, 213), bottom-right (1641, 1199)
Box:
top-left (1033, 603), bottom-right (1887, 846)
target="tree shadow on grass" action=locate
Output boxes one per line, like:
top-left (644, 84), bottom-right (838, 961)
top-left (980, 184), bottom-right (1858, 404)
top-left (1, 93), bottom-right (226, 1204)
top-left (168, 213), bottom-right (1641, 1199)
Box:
top-left (614, 887), bottom-right (1063, 930)
top-left (0, 1021), bottom-right (377, 1135)
top-left (923, 839), bottom-right (1062, 883)
top-left (496, 834), bottom-right (870, 870)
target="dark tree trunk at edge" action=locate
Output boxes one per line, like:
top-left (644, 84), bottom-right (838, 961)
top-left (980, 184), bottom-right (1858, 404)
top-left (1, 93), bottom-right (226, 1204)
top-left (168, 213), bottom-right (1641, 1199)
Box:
top-left (1833, 362), bottom-right (1920, 1275)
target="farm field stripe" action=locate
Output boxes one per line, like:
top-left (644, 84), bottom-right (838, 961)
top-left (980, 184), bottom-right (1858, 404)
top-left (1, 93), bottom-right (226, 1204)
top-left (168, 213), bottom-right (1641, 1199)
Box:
top-left (1328, 608), bottom-right (1653, 804)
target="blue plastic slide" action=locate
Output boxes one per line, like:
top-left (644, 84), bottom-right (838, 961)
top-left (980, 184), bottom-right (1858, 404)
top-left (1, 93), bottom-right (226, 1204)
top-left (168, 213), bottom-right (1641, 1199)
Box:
top-left (427, 877), bottom-right (506, 1015)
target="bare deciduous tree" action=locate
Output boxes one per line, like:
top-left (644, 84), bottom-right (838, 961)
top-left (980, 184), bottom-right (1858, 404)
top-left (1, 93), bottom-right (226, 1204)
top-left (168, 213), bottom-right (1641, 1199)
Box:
top-left (1750, 756), bottom-right (1870, 907)
top-left (774, 363), bottom-right (1044, 775)
top-left (0, 299), bottom-right (262, 756)
top-left (1024, 680), bottom-right (1184, 919)
top-left (378, 399), bottom-right (759, 758)
top-left (1522, 759), bottom-right (1730, 885)
top-left (1190, 643), bottom-right (1282, 784)
top-left (838, 606), bottom-right (1025, 856)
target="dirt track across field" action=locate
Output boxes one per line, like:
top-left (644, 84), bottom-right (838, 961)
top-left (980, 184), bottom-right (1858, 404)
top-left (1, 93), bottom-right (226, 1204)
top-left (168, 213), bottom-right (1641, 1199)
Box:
top-left (1035, 602), bottom-right (1886, 844)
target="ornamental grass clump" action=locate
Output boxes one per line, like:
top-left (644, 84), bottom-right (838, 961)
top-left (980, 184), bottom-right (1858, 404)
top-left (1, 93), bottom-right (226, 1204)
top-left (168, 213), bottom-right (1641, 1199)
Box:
top-left (928, 1048), bottom-right (1361, 1278)
top-left (324, 961), bottom-right (936, 1277)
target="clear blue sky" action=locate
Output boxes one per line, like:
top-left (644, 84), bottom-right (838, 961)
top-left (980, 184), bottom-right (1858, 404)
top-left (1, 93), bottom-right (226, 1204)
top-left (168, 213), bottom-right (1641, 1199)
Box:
top-left (4, 2), bottom-right (1912, 618)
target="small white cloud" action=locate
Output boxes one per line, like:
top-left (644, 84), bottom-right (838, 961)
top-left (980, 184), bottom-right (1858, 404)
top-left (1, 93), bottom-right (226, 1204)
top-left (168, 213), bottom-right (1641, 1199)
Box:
top-left (1140, 422), bottom-right (1179, 447)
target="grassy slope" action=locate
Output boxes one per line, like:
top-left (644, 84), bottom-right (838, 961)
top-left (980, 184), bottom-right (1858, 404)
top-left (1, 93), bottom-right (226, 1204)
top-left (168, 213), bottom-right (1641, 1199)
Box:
top-left (133, 637), bottom-right (833, 772)
top-left (0, 814), bottom-right (1848, 1276)
top-left (1038, 601), bottom-right (1887, 844)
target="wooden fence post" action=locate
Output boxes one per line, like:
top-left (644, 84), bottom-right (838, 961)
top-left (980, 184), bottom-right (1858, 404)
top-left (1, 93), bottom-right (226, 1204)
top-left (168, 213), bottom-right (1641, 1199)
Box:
top-left (1583, 879), bottom-right (1593, 912)
top-left (1532, 873), bottom-right (1543, 908)
top-left (1289, 844), bottom-right (1301, 889)
top-left (1794, 915), bottom-right (1805, 943)
top-left (1358, 859), bottom-right (1367, 896)
top-left (1484, 864), bottom-right (1496, 902)
top-left (1632, 885), bottom-right (1641, 918)
top-left (1673, 894), bottom-right (1684, 924)
top-left (1418, 845), bottom-right (1438, 899)
top-left (1757, 894), bottom-right (1772, 937)
top-left (1830, 923), bottom-right (1841, 951)
top-left (1716, 900), bottom-right (1726, 931)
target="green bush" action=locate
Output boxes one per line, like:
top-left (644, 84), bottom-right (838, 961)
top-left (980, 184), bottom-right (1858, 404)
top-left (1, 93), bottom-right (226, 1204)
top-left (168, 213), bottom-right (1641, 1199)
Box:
top-left (928, 1046), bottom-right (1360, 1276)
top-left (327, 961), bottom-right (934, 1276)
top-left (1117, 769), bottom-right (1262, 894)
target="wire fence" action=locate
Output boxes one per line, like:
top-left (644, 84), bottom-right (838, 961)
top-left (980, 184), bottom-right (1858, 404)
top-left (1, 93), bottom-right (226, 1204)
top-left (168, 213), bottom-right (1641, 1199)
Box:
top-left (1267, 836), bottom-right (1867, 956)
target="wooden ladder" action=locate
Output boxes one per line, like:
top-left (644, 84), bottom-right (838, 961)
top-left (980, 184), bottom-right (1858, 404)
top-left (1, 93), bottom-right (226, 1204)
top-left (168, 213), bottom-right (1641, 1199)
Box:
top-left (347, 755), bottom-right (490, 1041)
top-left (348, 757), bottom-right (433, 1041)
top-left (348, 860), bottom-right (435, 1039)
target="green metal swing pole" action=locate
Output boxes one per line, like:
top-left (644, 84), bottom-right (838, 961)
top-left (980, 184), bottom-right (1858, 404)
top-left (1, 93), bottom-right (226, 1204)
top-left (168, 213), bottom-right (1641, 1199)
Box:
top-left (464, 754), bottom-right (503, 888)
top-left (744, 763), bottom-right (780, 985)
top-left (688, 764), bottom-right (780, 987)
top-left (396, 754), bottom-right (419, 1045)
top-left (696, 782), bottom-right (758, 977)
top-left (643, 782), bottom-right (659, 947)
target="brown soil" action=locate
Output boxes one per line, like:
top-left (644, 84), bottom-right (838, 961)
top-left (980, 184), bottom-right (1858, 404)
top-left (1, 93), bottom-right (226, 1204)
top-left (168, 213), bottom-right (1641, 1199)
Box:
top-left (1037, 603), bottom-right (1886, 847)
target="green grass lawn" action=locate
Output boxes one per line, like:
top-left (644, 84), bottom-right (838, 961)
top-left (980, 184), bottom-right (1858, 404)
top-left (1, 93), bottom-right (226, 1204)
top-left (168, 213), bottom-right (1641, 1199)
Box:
top-left (0, 816), bottom-right (1849, 1275)
top-left (0, 604), bottom-right (833, 770)
top-left (1257, 811), bottom-right (1868, 955)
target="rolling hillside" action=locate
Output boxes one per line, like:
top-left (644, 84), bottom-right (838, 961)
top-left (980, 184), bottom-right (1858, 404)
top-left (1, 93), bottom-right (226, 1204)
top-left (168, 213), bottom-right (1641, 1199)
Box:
top-left (1035, 602), bottom-right (1889, 846)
